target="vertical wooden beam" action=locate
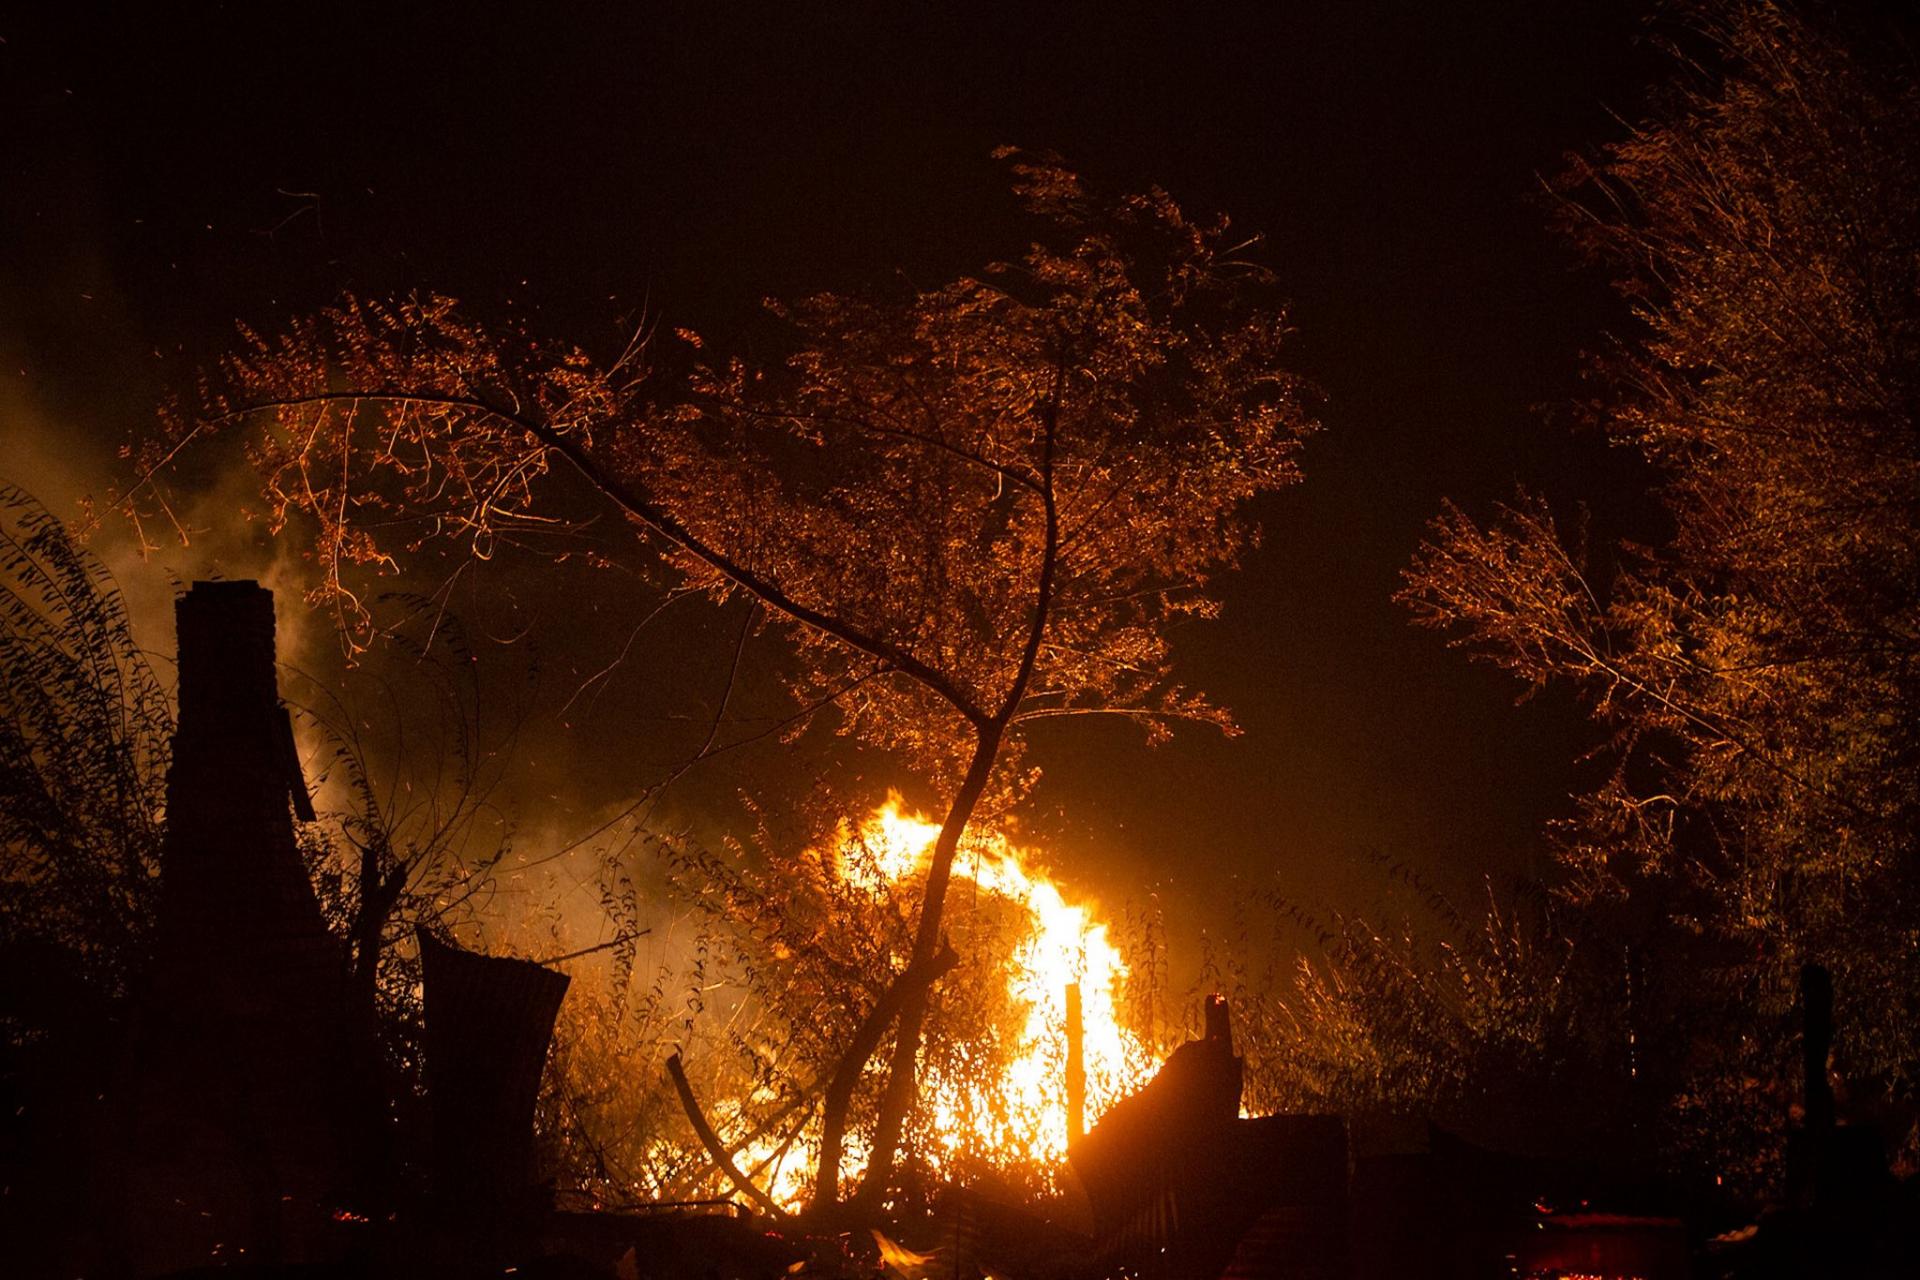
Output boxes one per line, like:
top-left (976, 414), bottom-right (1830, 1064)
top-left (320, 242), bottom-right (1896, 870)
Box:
top-left (1066, 982), bottom-right (1086, 1143)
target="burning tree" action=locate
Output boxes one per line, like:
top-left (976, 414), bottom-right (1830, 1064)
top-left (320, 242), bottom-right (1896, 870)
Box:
top-left (126, 152), bottom-right (1317, 1206)
top-left (1401, 1), bottom-right (1920, 1190)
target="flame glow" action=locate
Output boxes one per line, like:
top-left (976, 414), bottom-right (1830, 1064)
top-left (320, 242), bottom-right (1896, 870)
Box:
top-left (845, 797), bottom-right (1158, 1182)
top-left (690, 797), bottom-right (1160, 1210)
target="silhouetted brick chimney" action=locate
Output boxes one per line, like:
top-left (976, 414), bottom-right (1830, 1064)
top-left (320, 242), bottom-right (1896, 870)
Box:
top-left (155, 580), bottom-right (327, 998)
top-left (122, 581), bottom-right (349, 1275)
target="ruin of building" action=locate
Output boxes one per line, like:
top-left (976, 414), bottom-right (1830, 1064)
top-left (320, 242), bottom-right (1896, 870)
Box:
top-left (119, 581), bottom-right (350, 1274)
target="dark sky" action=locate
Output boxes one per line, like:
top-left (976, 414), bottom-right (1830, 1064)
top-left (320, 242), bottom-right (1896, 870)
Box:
top-left (2, 2), bottom-right (1667, 951)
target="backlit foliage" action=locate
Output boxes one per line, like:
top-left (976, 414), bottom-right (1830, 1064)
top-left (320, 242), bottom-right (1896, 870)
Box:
top-left (1401, 1), bottom-right (1920, 1191)
top-left (135, 152), bottom-right (1312, 764)
top-left (1205, 873), bottom-right (1632, 1162)
top-left (0, 484), bottom-right (168, 1001)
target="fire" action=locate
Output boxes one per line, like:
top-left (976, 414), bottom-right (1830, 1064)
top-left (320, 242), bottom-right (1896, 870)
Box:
top-left (841, 796), bottom-right (1158, 1183)
top-left (682, 797), bottom-right (1160, 1210)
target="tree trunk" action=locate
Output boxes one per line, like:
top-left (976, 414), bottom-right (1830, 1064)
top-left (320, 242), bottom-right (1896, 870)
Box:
top-left (843, 727), bottom-right (1002, 1207)
top-left (807, 936), bottom-right (959, 1213)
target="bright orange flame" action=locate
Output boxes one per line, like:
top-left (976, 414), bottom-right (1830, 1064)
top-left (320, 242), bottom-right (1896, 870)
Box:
top-left (686, 798), bottom-right (1159, 1210)
top-left (842, 796), bottom-right (1158, 1183)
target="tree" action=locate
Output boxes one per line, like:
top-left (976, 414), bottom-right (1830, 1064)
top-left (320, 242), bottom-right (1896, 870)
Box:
top-left (0, 483), bottom-right (169, 1006)
top-left (127, 152), bottom-right (1317, 1206)
top-left (1401, 0), bottom-right (1920, 1190)
top-left (0, 484), bottom-right (172, 1277)
top-left (289, 604), bottom-right (544, 1206)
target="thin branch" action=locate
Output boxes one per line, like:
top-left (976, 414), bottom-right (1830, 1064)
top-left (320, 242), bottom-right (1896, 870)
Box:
top-left (213, 390), bottom-right (992, 728)
top-left (665, 1052), bottom-right (791, 1220)
top-left (536, 928), bottom-right (652, 966)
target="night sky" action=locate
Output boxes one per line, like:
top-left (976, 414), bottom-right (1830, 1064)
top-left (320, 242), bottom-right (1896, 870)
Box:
top-left (2, 3), bottom-right (1670, 954)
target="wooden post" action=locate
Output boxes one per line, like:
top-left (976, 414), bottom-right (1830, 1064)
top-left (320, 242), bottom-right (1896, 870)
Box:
top-left (1066, 982), bottom-right (1086, 1143)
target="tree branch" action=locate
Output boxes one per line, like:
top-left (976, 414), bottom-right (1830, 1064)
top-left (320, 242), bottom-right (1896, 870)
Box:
top-left (665, 1051), bottom-right (792, 1220)
top-left (809, 934), bottom-right (959, 1214)
top-left (994, 346), bottom-right (1065, 727)
top-left (214, 390), bottom-right (992, 729)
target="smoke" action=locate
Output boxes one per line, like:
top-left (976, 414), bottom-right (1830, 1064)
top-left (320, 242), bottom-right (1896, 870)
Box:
top-left (1, 380), bottom-right (323, 670)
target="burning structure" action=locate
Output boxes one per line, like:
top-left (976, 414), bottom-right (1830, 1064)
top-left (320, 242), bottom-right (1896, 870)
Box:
top-left (76, 580), bottom-right (1738, 1280)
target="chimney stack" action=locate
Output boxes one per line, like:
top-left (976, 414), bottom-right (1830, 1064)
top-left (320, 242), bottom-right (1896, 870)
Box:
top-left (123, 582), bottom-right (348, 1275)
